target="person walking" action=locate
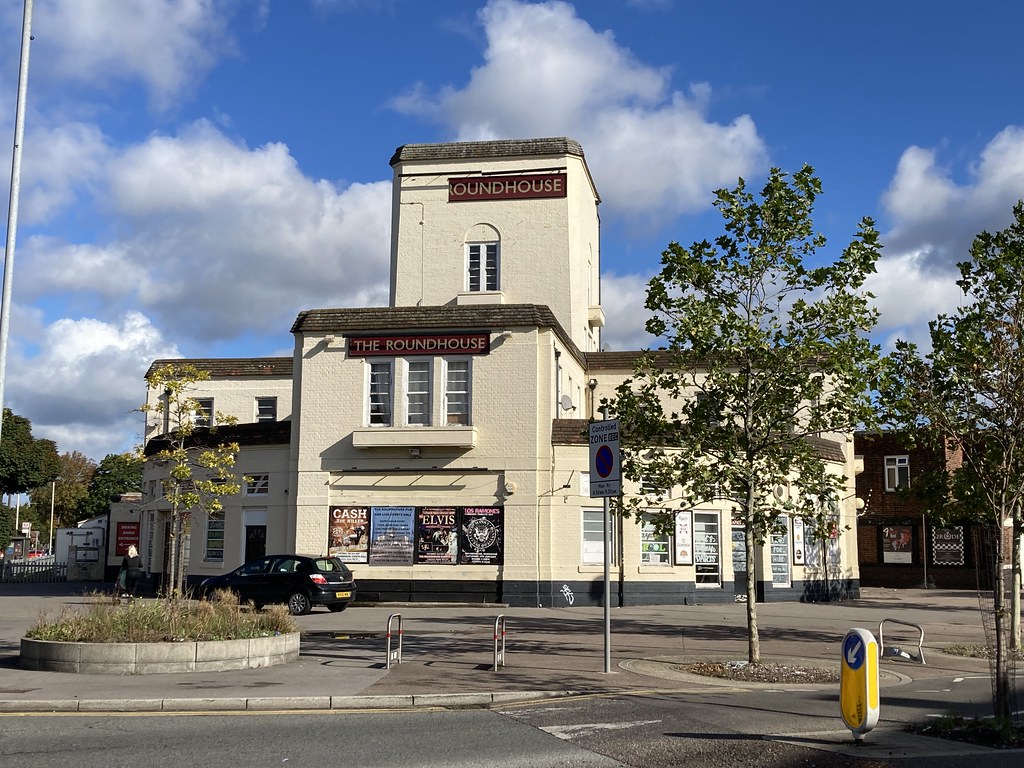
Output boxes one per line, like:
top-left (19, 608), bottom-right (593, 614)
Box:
top-left (120, 545), bottom-right (144, 599)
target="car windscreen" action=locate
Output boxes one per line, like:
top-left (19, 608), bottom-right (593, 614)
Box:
top-left (313, 557), bottom-right (352, 578)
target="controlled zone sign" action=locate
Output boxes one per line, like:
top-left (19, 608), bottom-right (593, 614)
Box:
top-left (840, 627), bottom-right (880, 736)
top-left (589, 419), bottom-right (621, 497)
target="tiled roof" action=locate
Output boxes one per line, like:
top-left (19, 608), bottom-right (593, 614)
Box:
top-left (553, 417), bottom-right (846, 464)
top-left (144, 420), bottom-right (291, 457)
top-left (585, 350), bottom-right (713, 371)
top-left (391, 137), bottom-right (584, 166)
top-left (551, 419), bottom-right (590, 445)
top-left (145, 358), bottom-right (292, 379)
top-left (291, 304), bottom-right (582, 359)
top-left (805, 435), bottom-right (848, 463)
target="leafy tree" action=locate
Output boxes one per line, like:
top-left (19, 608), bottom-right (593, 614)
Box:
top-left (141, 364), bottom-right (242, 596)
top-left (0, 504), bottom-right (14, 552)
top-left (29, 451), bottom-right (97, 543)
top-left (80, 452), bottom-right (143, 519)
top-left (611, 166), bottom-right (883, 663)
top-left (883, 201), bottom-right (1024, 722)
top-left (0, 409), bottom-right (60, 496)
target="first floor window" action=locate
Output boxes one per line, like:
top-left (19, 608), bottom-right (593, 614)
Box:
top-left (406, 360), bottom-right (432, 426)
top-left (467, 242), bottom-right (499, 291)
top-left (256, 396), bottom-right (278, 422)
top-left (582, 509), bottom-right (615, 565)
top-left (693, 512), bottom-right (721, 585)
top-left (205, 515), bottom-right (224, 561)
top-left (245, 473), bottom-right (269, 496)
top-left (445, 359), bottom-right (471, 425)
top-left (884, 455), bottom-right (910, 491)
top-left (369, 361), bottom-right (393, 426)
top-left (640, 513), bottom-right (671, 565)
top-left (193, 397), bottom-right (214, 428)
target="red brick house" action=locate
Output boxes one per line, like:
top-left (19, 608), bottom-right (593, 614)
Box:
top-left (855, 431), bottom-right (991, 589)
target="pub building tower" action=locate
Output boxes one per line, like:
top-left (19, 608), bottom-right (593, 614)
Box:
top-left (136, 138), bottom-right (861, 606)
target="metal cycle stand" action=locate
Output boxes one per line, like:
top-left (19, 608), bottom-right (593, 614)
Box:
top-left (386, 613), bottom-right (403, 669)
top-left (878, 618), bottom-right (926, 664)
top-left (493, 614), bottom-right (506, 671)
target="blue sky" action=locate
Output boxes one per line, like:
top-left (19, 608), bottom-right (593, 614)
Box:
top-left (1, 0), bottom-right (1023, 461)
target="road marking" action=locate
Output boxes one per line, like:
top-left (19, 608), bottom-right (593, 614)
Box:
top-left (541, 720), bottom-right (661, 740)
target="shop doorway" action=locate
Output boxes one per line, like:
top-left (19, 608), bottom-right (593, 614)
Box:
top-left (245, 525), bottom-right (266, 562)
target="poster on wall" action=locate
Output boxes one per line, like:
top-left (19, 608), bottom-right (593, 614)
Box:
top-left (115, 522), bottom-right (140, 557)
top-left (459, 507), bottom-right (503, 565)
top-left (770, 516), bottom-right (791, 587)
top-left (369, 506), bottom-right (416, 565)
top-left (416, 507), bottom-right (459, 564)
top-left (328, 506), bottom-right (369, 563)
top-left (932, 526), bottom-right (965, 566)
top-left (674, 512), bottom-right (693, 565)
top-left (882, 525), bottom-right (913, 564)
top-left (792, 518), bottom-right (805, 565)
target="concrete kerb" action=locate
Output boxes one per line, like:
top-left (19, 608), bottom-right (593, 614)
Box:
top-left (0, 691), bottom-right (580, 714)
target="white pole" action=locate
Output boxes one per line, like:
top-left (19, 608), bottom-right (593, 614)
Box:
top-left (0, 0), bottom-right (34, 446)
top-left (48, 479), bottom-right (55, 553)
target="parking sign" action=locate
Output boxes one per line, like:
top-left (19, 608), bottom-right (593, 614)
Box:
top-left (589, 419), bottom-right (620, 497)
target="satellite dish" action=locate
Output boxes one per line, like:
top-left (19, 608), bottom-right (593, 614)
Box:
top-left (773, 484), bottom-right (788, 501)
top-left (559, 394), bottom-right (576, 412)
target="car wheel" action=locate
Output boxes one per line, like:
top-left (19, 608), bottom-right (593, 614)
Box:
top-left (288, 591), bottom-right (312, 615)
top-left (327, 604), bottom-right (347, 613)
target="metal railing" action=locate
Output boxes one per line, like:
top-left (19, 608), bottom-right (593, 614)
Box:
top-left (493, 614), bottom-right (507, 671)
top-left (1, 559), bottom-right (67, 583)
top-left (878, 618), bottom-right (926, 664)
top-left (385, 613), bottom-right (403, 669)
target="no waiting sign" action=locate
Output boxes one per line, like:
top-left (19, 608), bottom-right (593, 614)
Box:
top-left (589, 419), bottom-right (621, 497)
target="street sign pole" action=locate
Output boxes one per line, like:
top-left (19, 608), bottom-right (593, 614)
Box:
top-left (591, 409), bottom-right (620, 674)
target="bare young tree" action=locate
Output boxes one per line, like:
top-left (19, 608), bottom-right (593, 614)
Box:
top-left (141, 364), bottom-right (243, 597)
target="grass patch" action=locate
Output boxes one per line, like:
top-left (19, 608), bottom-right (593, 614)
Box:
top-left (941, 643), bottom-right (1024, 660)
top-left (914, 713), bottom-right (1024, 749)
top-left (26, 590), bottom-right (296, 643)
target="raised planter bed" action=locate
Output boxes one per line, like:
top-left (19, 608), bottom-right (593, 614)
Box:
top-left (19, 632), bottom-right (299, 674)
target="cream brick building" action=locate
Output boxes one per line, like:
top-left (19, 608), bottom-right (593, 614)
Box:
top-left (138, 137), bottom-right (861, 606)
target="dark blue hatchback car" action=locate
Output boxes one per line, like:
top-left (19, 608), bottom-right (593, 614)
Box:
top-left (200, 554), bottom-right (356, 615)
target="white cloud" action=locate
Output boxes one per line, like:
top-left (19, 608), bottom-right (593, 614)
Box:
top-left (875, 126), bottom-right (1024, 347)
top-left (21, 121), bottom-right (393, 343)
top-left (882, 127), bottom-right (1024, 269)
top-left (393, 0), bottom-right (766, 223)
top-left (599, 272), bottom-right (657, 351)
top-left (29, 0), bottom-right (250, 111)
top-left (865, 250), bottom-right (965, 351)
top-left (20, 122), bottom-right (111, 225)
top-left (6, 312), bottom-right (179, 459)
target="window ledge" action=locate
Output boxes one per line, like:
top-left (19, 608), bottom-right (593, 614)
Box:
top-left (352, 426), bottom-right (478, 449)
top-left (578, 564), bottom-right (616, 573)
top-left (637, 564), bottom-right (673, 573)
top-left (456, 291), bottom-right (506, 306)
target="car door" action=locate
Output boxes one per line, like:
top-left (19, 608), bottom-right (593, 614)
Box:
top-left (264, 556), bottom-right (305, 604)
top-left (230, 556), bottom-right (274, 605)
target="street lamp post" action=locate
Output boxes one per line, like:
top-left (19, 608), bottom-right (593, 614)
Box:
top-left (48, 479), bottom-right (55, 553)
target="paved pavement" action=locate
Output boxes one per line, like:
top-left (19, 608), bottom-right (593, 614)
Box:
top-left (0, 582), bottom-right (1020, 764)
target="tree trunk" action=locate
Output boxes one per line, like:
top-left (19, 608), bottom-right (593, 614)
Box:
top-left (1012, 515), bottom-right (1021, 652)
top-left (165, 512), bottom-right (179, 598)
top-left (993, 516), bottom-right (1011, 722)
top-left (745, 501), bottom-right (759, 663)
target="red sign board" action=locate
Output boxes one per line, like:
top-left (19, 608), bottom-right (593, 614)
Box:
top-left (449, 173), bottom-right (567, 202)
top-left (347, 333), bottom-right (490, 357)
top-left (115, 522), bottom-right (140, 556)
